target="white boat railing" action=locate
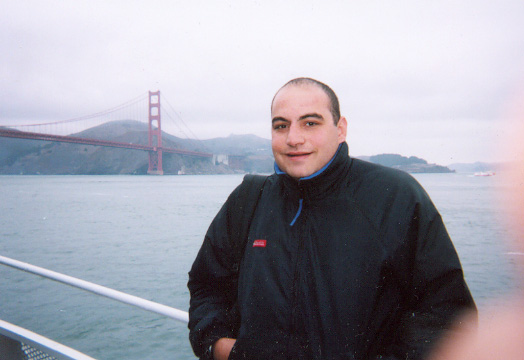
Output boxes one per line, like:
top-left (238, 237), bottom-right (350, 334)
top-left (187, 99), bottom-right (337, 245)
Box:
top-left (0, 254), bottom-right (189, 360)
top-left (0, 319), bottom-right (97, 360)
top-left (0, 255), bottom-right (189, 323)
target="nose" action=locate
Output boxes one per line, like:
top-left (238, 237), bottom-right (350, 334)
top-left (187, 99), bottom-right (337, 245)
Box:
top-left (286, 124), bottom-right (305, 147)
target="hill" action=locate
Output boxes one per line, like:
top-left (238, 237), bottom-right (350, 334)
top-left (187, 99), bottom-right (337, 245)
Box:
top-left (0, 121), bottom-right (274, 175)
top-left (362, 153), bottom-right (455, 173)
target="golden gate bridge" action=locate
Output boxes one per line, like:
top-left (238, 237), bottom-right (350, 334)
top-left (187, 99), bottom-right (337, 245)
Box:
top-left (0, 91), bottom-right (217, 175)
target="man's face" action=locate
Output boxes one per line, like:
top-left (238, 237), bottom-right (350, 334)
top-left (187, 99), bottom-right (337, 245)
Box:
top-left (271, 84), bottom-right (347, 179)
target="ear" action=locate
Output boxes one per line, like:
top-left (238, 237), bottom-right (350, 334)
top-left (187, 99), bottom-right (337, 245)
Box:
top-left (337, 116), bottom-right (347, 143)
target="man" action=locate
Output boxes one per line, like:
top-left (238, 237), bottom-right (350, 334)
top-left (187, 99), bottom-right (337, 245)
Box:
top-left (188, 78), bottom-right (476, 360)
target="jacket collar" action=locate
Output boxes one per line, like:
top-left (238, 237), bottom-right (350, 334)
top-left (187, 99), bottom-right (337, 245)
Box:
top-left (275, 142), bottom-right (351, 200)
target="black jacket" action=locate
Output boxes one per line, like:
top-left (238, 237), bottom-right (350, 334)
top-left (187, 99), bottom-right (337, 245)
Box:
top-left (188, 142), bottom-right (476, 359)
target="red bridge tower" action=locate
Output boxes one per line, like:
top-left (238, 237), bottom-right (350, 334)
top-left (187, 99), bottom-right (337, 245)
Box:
top-left (147, 91), bottom-right (163, 175)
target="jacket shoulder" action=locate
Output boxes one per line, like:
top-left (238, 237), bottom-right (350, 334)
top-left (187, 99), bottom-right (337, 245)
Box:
top-left (346, 158), bottom-right (438, 226)
top-left (348, 158), bottom-right (428, 199)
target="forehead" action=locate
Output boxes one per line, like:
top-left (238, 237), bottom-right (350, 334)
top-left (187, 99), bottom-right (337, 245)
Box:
top-left (271, 84), bottom-right (331, 116)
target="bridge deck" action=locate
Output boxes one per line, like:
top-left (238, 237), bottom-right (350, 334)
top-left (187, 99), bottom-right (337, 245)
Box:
top-left (0, 128), bottom-right (213, 158)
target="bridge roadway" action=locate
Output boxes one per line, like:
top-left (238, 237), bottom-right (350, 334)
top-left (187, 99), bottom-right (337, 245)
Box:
top-left (0, 128), bottom-right (213, 158)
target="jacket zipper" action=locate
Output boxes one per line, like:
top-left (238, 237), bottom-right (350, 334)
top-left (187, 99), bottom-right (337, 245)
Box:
top-left (288, 186), bottom-right (306, 357)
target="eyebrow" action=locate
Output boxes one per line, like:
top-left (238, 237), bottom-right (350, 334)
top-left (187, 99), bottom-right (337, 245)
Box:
top-left (299, 113), bottom-right (323, 121)
top-left (271, 113), bottom-right (324, 124)
top-left (271, 116), bottom-right (288, 124)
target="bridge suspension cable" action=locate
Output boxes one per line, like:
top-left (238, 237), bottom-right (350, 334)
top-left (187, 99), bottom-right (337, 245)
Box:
top-left (2, 92), bottom-right (209, 147)
top-left (2, 93), bottom-right (148, 139)
top-left (0, 90), bottom-right (215, 164)
top-left (161, 95), bottom-right (212, 152)
top-left (2, 93), bottom-right (149, 129)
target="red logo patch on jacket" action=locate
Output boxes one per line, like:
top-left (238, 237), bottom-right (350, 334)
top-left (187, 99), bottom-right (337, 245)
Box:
top-left (253, 239), bottom-right (267, 247)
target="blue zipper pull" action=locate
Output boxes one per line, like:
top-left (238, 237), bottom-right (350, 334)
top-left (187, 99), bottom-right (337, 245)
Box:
top-left (290, 198), bottom-right (303, 226)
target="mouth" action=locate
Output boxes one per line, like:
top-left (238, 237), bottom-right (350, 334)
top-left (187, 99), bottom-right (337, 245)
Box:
top-left (285, 152), bottom-right (312, 160)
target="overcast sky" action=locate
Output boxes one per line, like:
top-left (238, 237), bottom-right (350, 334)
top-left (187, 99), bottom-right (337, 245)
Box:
top-left (2, 0), bottom-right (524, 165)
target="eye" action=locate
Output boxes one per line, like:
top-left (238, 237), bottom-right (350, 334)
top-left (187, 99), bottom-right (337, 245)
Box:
top-left (305, 121), bottom-right (317, 127)
top-left (273, 123), bottom-right (287, 130)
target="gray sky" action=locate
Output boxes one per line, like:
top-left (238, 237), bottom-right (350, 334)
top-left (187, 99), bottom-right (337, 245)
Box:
top-left (2, 0), bottom-right (524, 165)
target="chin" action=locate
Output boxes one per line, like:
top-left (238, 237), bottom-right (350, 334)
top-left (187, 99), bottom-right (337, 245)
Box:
top-left (277, 161), bottom-right (314, 179)
top-left (286, 168), bottom-right (312, 179)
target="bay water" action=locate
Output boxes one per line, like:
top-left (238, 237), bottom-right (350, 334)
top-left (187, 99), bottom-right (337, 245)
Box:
top-left (0, 173), bottom-right (522, 359)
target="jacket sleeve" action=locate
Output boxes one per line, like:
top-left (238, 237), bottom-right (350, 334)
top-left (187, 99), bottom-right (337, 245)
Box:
top-left (187, 186), bottom-right (243, 359)
top-left (386, 193), bottom-right (477, 359)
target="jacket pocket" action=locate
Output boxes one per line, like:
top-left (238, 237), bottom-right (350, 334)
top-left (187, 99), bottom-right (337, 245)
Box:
top-left (228, 337), bottom-right (288, 360)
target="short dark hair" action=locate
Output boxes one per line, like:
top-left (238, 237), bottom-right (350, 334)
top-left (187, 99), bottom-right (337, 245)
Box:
top-left (272, 77), bottom-right (341, 124)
